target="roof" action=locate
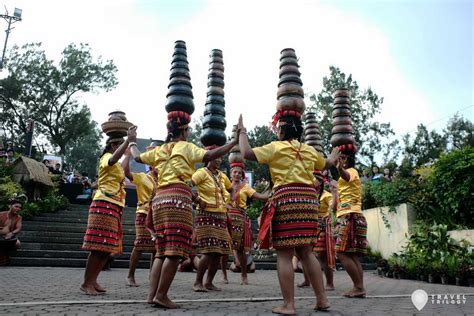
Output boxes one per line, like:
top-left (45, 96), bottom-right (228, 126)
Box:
top-left (12, 156), bottom-right (54, 186)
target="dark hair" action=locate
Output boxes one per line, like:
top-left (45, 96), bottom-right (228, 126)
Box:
top-left (279, 115), bottom-right (303, 141)
top-left (100, 142), bottom-right (113, 158)
top-left (165, 119), bottom-right (188, 143)
top-left (344, 152), bottom-right (356, 168)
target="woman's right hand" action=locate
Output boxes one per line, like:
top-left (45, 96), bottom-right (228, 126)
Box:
top-left (127, 126), bottom-right (138, 142)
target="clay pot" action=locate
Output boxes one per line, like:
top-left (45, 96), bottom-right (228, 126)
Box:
top-left (277, 84), bottom-right (304, 99)
top-left (330, 133), bottom-right (355, 146)
top-left (171, 61), bottom-right (190, 70)
top-left (279, 65), bottom-right (300, 77)
top-left (333, 103), bottom-right (351, 110)
top-left (304, 123), bottom-right (320, 130)
top-left (280, 48), bottom-right (296, 59)
top-left (209, 63), bottom-right (224, 72)
top-left (305, 134), bottom-right (322, 141)
top-left (206, 94), bottom-right (225, 105)
top-left (204, 103), bottom-right (226, 116)
top-left (210, 56), bottom-right (223, 64)
top-left (333, 89), bottom-right (350, 98)
top-left (208, 77), bottom-right (225, 88)
top-left (171, 54), bottom-right (188, 63)
top-left (174, 40), bottom-right (186, 48)
top-left (332, 116), bottom-right (352, 126)
top-left (166, 84), bottom-right (193, 97)
top-left (168, 78), bottom-right (192, 88)
top-left (331, 125), bottom-right (354, 134)
top-left (208, 70), bottom-right (224, 79)
top-left (172, 47), bottom-right (187, 56)
top-left (210, 49), bottom-right (223, 57)
top-left (332, 108), bottom-right (352, 117)
top-left (165, 95), bottom-right (195, 115)
top-left (280, 57), bottom-right (299, 67)
top-left (334, 96), bottom-right (350, 104)
top-left (101, 120), bottom-right (133, 137)
top-left (276, 96), bottom-right (305, 113)
top-left (202, 114), bottom-right (227, 129)
top-left (108, 111), bottom-right (127, 121)
top-left (170, 68), bottom-right (190, 79)
top-left (229, 151), bottom-right (244, 163)
top-left (278, 75), bottom-right (303, 87)
top-left (201, 128), bottom-right (227, 147)
top-left (207, 86), bottom-right (225, 97)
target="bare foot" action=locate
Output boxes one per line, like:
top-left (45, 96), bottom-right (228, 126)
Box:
top-left (297, 281), bottom-right (310, 288)
top-left (80, 285), bottom-right (98, 296)
top-left (153, 297), bottom-right (180, 309)
top-left (240, 276), bottom-right (248, 285)
top-left (343, 287), bottom-right (366, 298)
top-left (94, 282), bottom-right (106, 293)
top-left (127, 277), bottom-right (139, 287)
top-left (271, 305), bottom-right (296, 315)
top-left (204, 283), bottom-right (222, 291)
top-left (193, 283), bottom-right (208, 292)
top-left (325, 285), bottom-right (335, 291)
top-left (222, 277), bottom-right (229, 284)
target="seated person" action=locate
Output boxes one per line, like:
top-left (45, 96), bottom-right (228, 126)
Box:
top-left (0, 197), bottom-right (24, 251)
top-left (230, 253), bottom-right (256, 273)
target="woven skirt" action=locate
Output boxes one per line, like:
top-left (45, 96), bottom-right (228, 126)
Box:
top-left (134, 212), bottom-right (155, 252)
top-left (334, 212), bottom-right (368, 255)
top-left (195, 210), bottom-right (232, 255)
top-left (228, 207), bottom-right (252, 252)
top-left (152, 184), bottom-right (194, 258)
top-left (82, 200), bottom-right (123, 254)
top-left (259, 184), bottom-right (319, 250)
top-left (314, 216), bottom-right (336, 269)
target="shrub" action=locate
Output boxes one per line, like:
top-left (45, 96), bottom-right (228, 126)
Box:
top-left (0, 176), bottom-right (25, 211)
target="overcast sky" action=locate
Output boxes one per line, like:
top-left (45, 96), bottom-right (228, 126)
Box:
top-left (1, 0), bottom-right (472, 143)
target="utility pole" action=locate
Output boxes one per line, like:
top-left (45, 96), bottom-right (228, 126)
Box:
top-left (0, 7), bottom-right (22, 70)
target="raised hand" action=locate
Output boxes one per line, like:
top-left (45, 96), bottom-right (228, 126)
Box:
top-left (127, 126), bottom-right (138, 142)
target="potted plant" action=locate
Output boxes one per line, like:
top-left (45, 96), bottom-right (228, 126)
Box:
top-left (444, 256), bottom-right (458, 285)
top-left (428, 260), bottom-right (441, 283)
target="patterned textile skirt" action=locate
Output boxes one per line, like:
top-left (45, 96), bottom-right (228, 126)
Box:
top-left (152, 184), bottom-right (194, 258)
top-left (334, 212), bottom-right (368, 255)
top-left (259, 183), bottom-right (319, 250)
top-left (82, 200), bottom-right (123, 254)
top-left (314, 216), bottom-right (336, 269)
top-left (134, 212), bottom-right (155, 252)
top-left (228, 207), bottom-right (252, 252)
top-left (195, 210), bottom-right (232, 255)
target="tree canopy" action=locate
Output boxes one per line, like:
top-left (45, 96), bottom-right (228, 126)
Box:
top-left (0, 42), bottom-right (118, 156)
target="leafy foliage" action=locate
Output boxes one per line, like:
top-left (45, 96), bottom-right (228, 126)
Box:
top-left (246, 125), bottom-right (277, 182)
top-left (401, 124), bottom-right (447, 168)
top-left (306, 66), bottom-right (394, 165)
top-left (0, 42), bottom-right (117, 155)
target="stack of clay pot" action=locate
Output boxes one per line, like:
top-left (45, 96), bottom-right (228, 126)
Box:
top-left (276, 48), bottom-right (305, 114)
top-left (330, 88), bottom-right (356, 148)
top-left (304, 111), bottom-right (324, 154)
top-left (229, 125), bottom-right (243, 164)
top-left (200, 49), bottom-right (227, 146)
top-left (101, 110), bottom-right (133, 138)
top-left (165, 40), bottom-right (195, 116)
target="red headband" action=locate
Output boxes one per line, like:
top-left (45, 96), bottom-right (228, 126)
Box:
top-left (337, 143), bottom-right (357, 154)
top-left (230, 162), bottom-right (245, 170)
top-left (167, 111), bottom-right (191, 124)
top-left (271, 110), bottom-right (302, 133)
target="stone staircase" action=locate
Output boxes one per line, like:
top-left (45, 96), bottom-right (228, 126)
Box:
top-left (9, 204), bottom-right (377, 270)
top-left (9, 204), bottom-right (152, 268)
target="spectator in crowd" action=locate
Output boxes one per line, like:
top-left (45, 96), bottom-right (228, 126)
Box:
top-left (52, 163), bottom-right (63, 175)
top-left (392, 168), bottom-right (401, 180)
top-left (0, 196), bottom-right (24, 251)
top-left (371, 166), bottom-right (383, 182)
top-left (360, 169), bottom-right (370, 184)
top-left (6, 148), bottom-right (16, 165)
top-left (382, 168), bottom-right (392, 182)
top-left (0, 143), bottom-right (6, 158)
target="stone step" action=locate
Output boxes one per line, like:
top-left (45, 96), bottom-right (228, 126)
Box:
top-left (18, 242), bottom-right (137, 252)
top-left (19, 235), bottom-right (138, 245)
top-left (23, 222), bottom-right (136, 233)
top-left (20, 230), bottom-right (138, 239)
top-left (8, 257), bottom-right (150, 269)
top-left (13, 249), bottom-right (153, 261)
top-left (30, 215), bottom-right (137, 224)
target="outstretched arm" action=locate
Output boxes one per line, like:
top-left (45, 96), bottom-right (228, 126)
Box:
top-left (251, 191), bottom-right (269, 202)
top-left (108, 139), bottom-right (130, 166)
top-left (127, 126), bottom-right (144, 163)
top-left (237, 114), bottom-right (257, 161)
top-left (122, 150), bottom-right (133, 181)
top-left (323, 147), bottom-right (340, 170)
top-left (202, 138), bottom-right (238, 163)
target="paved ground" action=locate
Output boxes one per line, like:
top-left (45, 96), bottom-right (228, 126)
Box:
top-left (0, 267), bottom-right (473, 315)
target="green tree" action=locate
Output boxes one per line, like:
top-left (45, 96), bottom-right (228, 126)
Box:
top-left (402, 124), bottom-right (447, 167)
top-left (444, 114), bottom-right (474, 150)
top-left (64, 121), bottom-right (102, 177)
top-left (307, 66), bottom-right (394, 166)
top-left (0, 42), bottom-right (117, 155)
top-left (247, 125), bottom-right (277, 182)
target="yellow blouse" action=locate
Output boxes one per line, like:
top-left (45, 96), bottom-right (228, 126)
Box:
top-left (231, 183), bottom-right (256, 209)
top-left (253, 140), bottom-right (325, 188)
top-left (139, 141), bottom-right (206, 188)
top-left (336, 168), bottom-right (362, 217)
top-left (192, 168), bottom-right (231, 213)
top-left (131, 172), bottom-right (155, 214)
top-left (318, 190), bottom-right (333, 217)
top-left (94, 153), bottom-right (126, 207)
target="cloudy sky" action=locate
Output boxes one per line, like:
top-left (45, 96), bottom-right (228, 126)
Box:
top-left (1, 0), bottom-right (472, 143)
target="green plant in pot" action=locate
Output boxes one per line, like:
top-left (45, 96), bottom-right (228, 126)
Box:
top-left (444, 256), bottom-right (459, 285)
top-left (428, 259), bottom-right (442, 283)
